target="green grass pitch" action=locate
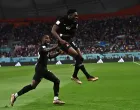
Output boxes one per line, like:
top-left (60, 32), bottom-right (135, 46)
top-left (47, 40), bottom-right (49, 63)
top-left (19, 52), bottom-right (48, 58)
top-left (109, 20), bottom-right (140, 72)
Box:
top-left (0, 62), bottom-right (140, 110)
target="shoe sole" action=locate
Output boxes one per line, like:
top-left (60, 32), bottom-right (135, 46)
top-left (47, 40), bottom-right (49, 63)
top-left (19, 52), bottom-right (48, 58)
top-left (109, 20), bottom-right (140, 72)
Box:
top-left (53, 102), bottom-right (65, 105)
top-left (71, 77), bottom-right (82, 84)
top-left (10, 94), bottom-right (15, 106)
top-left (88, 77), bottom-right (99, 81)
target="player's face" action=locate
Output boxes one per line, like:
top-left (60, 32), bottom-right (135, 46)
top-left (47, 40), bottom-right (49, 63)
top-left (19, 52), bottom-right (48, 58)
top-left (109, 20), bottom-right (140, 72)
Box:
top-left (71, 12), bottom-right (78, 21)
top-left (43, 35), bottom-right (50, 44)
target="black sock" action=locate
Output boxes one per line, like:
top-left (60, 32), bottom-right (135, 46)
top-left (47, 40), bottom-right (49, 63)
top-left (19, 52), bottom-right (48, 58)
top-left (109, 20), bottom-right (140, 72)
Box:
top-left (72, 66), bottom-right (79, 77)
top-left (17, 84), bottom-right (34, 97)
top-left (73, 55), bottom-right (82, 78)
top-left (53, 80), bottom-right (60, 97)
top-left (79, 65), bottom-right (91, 78)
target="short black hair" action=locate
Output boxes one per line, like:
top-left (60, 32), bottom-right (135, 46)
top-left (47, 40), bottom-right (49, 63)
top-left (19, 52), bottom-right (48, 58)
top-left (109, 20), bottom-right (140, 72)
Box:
top-left (67, 9), bottom-right (77, 15)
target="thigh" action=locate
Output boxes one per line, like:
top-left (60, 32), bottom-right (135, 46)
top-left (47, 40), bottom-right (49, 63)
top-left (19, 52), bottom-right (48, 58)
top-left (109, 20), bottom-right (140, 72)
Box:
top-left (70, 42), bottom-right (83, 58)
top-left (67, 47), bottom-right (78, 57)
top-left (32, 72), bottom-right (43, 82)
top-left (70, 41), bottom-right (78, 50)
top-left (58, 42), bottom-right (78, 57)
top-left (43, 70), bottom-right (59, 82)
top-left (33, 66), bottom-right (44, 82)
top-left (31, 80), bottom-right (41, 88)
top-left (58, 42), bottom-right (71, 53)
top-left (76, 48), bottom-right (83, 58)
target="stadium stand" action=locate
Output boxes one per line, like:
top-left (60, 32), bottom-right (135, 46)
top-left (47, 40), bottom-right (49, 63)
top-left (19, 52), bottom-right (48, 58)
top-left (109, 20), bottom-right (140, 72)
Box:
top-left (0, 15), bottom-right (140, 57)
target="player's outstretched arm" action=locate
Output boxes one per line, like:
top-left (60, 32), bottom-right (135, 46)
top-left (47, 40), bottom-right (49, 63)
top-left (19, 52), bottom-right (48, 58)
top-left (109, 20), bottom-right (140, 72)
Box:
top-left (42, 44), bottom-right (58, 52)
top-left (49, 51), bottom-right (61, 59)
top-left (49, 44), bottom-right (58, 51)
top-left (49, 48), bottom-right (63, 59)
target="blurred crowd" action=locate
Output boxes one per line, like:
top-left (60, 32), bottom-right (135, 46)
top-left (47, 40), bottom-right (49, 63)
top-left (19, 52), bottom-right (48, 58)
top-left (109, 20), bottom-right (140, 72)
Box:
top-left (0, 15), bottom-right (140, 57)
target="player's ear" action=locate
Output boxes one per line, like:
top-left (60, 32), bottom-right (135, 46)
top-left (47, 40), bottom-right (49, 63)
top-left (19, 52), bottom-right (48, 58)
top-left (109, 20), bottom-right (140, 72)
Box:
top-left (68, 14), bottom-right (72, 19)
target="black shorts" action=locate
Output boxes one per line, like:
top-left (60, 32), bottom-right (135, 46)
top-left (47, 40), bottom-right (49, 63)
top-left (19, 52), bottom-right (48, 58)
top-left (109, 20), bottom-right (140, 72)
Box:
top-left (33, 65), bottom-right (59, 82)
top-left (70, 41), bottom-right (78, 50)
top-left (58, 41), bottom-right (78, 53)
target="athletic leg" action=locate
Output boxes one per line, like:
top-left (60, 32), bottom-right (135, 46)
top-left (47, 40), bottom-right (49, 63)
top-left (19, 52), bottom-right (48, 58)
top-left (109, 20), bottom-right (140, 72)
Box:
top-left (10, 80), bottom-right (40, 106)
top-left (70, 42), bottom-right (99, 81)
top-left (43, 70), bottom-right (65, 104)
top-left (10, 69), bottom-right (42, 106)
top-left (59, 42), bottom-right (83, 84)
top-left (69, 42), bottom-right (90, 77)
top-left (70, 42), bottom-right (81, 77)
top-left (59, 43), bottom-right (98, 83)
top-left (17, 80), bottom-right (40, 97)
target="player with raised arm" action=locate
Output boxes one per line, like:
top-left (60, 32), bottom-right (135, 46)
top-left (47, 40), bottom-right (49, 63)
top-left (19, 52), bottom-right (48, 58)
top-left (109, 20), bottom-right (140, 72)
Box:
top-left (10, 35), bottom-right (65, 106)
top-left (51, 9), bottom-right (98, 84)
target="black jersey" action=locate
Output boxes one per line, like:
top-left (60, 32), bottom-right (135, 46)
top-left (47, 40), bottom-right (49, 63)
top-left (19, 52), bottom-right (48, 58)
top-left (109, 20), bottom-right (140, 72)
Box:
top-left (55, 16), bottom-right (78, 41)
top-left (37, 44), bottom-right (50, 67)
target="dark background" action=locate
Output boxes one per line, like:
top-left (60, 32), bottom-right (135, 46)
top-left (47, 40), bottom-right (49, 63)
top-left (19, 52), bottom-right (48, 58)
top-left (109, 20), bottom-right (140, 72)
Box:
top-left (0, 0), bottom-right (139, 19)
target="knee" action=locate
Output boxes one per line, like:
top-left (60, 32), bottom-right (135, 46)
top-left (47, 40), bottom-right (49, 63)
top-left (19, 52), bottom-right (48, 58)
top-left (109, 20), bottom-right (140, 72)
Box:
top-left (54, 78), bottom-right (60, 84)
top-left (75, 55), bottom-right (83, 64)
top-left (75, 55), bottom-right (80, 61)
top-left (31, 84), bottom-right (37, 89)
top-left (81, 57), bottom-right (84, 62)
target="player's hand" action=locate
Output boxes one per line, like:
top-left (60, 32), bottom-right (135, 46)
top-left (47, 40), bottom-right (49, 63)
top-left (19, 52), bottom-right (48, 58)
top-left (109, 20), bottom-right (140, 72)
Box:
top-left (59, 39), bottom-right (67, 44)
top-left (56, 47), bottom-right (64, 54)
top-left (59, 49), bottom-right (64, 54)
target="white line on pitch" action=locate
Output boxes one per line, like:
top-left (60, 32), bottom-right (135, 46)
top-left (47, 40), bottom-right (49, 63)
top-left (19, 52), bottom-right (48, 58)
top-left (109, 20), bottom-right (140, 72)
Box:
top-left (133, 62), bottom-right (140, 66)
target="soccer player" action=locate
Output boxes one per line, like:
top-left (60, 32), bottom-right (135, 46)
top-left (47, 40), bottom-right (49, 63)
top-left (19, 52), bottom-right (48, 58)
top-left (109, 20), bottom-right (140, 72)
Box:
top-left (10, 35), bottom-right (65, 106)
top-left (51, 9), bottom-right (98, 84)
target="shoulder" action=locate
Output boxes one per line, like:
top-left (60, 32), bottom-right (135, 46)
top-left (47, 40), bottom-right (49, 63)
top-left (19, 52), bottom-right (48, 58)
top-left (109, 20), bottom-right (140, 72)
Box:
top-left (55, 16), bottom-right (67, 25)
top-left (39, 44), bottom-right (46, 49)
top-left (39, 45), bottom-right (47, 51)
top-left (41, 45), bottom-right (47, 49)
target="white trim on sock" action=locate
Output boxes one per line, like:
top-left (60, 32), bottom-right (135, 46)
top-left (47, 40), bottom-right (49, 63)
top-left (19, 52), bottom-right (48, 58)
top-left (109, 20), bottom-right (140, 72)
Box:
top-left (54, 96), bottom-right (58, 100)
top-left (14, 93), bottom-right (18, 98)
